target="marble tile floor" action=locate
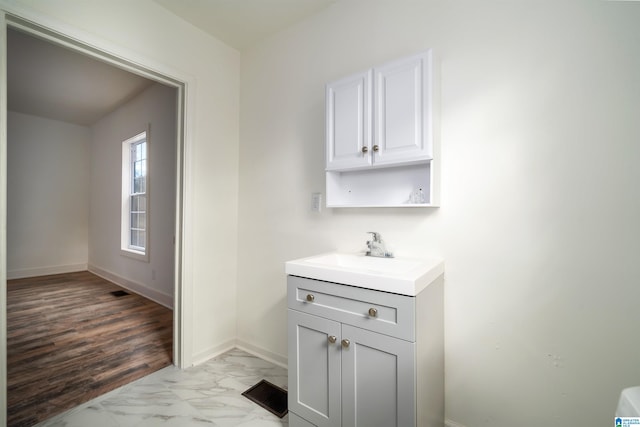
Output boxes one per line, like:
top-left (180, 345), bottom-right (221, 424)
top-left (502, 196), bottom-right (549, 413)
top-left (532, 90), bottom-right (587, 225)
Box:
top-left (35, 348), bottom-right (289, 427)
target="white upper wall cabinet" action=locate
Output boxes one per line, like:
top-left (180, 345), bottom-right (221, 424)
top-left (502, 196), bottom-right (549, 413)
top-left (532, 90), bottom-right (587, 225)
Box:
top-left (325, 50), bottom-right (439, 208)
top-left (326, 70), bottom-right (372, 171)
top-left (373, 52), bottom-right (432, 166)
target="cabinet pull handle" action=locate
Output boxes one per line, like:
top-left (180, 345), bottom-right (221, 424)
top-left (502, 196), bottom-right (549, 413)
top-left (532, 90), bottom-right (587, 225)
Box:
top-left (368, 307), bottom-right (378, 317)
top-left (341, 339), bottom-right (350, 348)
top-left (306, 294), bottom-right (315, 302)
top-left (328, 335), bottom-right (337, 344)
top-left (373, 144), bottom-right (379, 152)
top-left (361, 146), bottom-right (369, 154)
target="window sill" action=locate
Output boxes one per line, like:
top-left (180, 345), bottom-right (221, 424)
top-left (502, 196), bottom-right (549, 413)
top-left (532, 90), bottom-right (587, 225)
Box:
top-left (121, 248), bottom-right (149, 262)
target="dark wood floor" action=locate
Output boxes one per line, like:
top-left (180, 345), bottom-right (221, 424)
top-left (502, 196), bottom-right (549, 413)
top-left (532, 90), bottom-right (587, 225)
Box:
top-left (7, 271), bottom-right (173, 427)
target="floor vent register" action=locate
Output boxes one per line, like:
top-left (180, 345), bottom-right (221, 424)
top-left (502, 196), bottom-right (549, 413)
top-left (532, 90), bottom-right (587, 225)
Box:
top-left (242, 379), bottom-right (288, 418)
top-left (110, 290), bottom-right (130, 297)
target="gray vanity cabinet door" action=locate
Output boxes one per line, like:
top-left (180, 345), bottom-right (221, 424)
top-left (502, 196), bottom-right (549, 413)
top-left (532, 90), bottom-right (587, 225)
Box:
top-left (288, 309), bottom-right (341, 427)
top-left (341, 324), bottom-right (416, 427)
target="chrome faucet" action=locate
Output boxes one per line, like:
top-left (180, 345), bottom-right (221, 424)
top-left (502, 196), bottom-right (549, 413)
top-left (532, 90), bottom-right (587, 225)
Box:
top-left (366, 232), bottom-right (393, 258)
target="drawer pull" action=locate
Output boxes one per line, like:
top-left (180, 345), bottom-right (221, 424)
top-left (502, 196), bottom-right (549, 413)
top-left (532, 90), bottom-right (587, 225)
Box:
top-left (341, 339), bottom-right (350, 348)
top-left (328, 335), bottom-right (337, 344)
top-left (368, 307), bottom-right (378, 317)
top-left (306, 294), bottom-right (315, 302)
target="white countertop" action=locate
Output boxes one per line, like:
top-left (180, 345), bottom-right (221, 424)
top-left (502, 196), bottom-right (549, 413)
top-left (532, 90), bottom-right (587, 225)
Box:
top-left (285, 252), bottom-right (444, 296)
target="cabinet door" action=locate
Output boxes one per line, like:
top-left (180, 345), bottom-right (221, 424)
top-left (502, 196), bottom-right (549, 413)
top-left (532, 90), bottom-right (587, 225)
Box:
top-left (326, 70), bottom-right (372, 171)
top-left (288, 310), bottom-right (342, 427)
top-left (290, 411), bottom-right (319, 427)
top-left (373, 51), bottom-right (433, 166)
top-left (341, 325), bottom-right (416, 427)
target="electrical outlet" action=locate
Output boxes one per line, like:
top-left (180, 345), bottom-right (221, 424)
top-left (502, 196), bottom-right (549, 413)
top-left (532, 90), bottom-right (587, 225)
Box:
top-left (311, 192), bottom-right (322, 212)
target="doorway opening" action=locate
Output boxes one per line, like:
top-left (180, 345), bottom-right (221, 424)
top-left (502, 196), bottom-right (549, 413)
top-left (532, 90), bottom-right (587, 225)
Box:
top-left (2, 12), bottom-right (189, 426)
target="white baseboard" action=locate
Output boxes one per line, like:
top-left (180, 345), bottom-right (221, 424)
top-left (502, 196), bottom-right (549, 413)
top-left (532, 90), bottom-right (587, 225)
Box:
top-left (7, 263), bottom-right (87, 280)
top-left (236, 339), bottom-right (288, 369)
top-left (191, 339), bottom-right (237, 367)
top-left (190, 339), bottom-right (288, 370)
top-left (445, 419), bottom-right (467, 427)
top-left (88, 264), bottom-right (174, 309)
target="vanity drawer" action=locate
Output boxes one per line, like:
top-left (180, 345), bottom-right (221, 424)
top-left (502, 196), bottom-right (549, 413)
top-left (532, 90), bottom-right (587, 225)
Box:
top-left (287, 275), bottom-right (415, 341)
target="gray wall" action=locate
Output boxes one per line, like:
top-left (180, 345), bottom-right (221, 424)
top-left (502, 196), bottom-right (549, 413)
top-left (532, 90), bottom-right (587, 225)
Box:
top-left (7, 111), bottom-right (90, 278)
top-left (89, 83), bottom-right (177, 307)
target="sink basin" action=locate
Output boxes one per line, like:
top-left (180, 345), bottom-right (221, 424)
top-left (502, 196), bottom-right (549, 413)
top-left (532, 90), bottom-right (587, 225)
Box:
top-left (304, 253), bottom-right (424, 274)
top-left (285, 252), bottom-right (444, 296)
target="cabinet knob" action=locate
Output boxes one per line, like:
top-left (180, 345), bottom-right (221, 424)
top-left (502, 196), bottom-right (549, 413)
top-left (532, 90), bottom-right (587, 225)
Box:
top-left (341, 339), bottom-right (350, 348)
top-left (328, 335), bottom-right (337, 344)
top-left (361, 146), bottom-right (369, 154)
top-left (306, 294), bottom-right (315, 302)
top-left (368, 307), bottom-right (378, 317)
top-left (373, 144), bottom-right (379, 152)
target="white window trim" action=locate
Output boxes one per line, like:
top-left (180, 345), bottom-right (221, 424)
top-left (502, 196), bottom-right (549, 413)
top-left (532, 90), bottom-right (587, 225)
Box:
top-left (121, 127), bottom-right (150, 262)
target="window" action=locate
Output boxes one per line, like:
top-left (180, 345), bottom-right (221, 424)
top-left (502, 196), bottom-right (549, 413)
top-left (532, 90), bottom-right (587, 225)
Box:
top-left (121, 130), bottom-right (149, 261)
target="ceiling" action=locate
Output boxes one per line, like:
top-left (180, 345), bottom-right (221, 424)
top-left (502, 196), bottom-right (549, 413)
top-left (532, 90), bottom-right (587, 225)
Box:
top-left (153, 0), bottom-right (337, 50)
top-left (8, 28), bottom-right (155, 126)
top-left (7, 2), bottom-right (337, 126)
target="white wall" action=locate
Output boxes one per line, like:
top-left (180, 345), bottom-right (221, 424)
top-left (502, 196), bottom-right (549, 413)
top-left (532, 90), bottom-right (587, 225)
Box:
top-left (1, 0), bottom-right (240, 365)
top-left (237, 1), bottom-right (640, 426)
top-left (89, 83), bottom-right (176, 308)
top-left (7, 111), bottom-right (89, 278)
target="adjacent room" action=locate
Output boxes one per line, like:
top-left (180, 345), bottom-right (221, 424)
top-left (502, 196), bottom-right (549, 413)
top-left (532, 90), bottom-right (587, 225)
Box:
top-left (0, 1), bottom-right (639, 427)
top-left (5, 27), bottom-right (178, 425)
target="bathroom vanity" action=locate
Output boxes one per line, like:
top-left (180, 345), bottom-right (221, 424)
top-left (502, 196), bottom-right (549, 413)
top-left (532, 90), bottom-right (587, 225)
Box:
top-left (286, 253), bottom-right (444, 427)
